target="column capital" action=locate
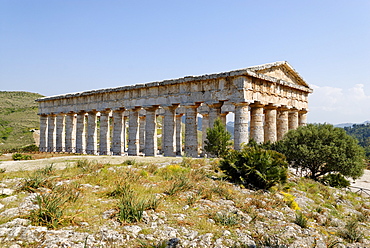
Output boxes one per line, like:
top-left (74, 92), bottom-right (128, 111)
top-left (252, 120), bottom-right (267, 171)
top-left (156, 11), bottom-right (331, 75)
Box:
top-left (250, 101), bottom-right (264, 108)
top-left (298, 108), bottom-right (308, 114)
top-left (264, 103), bottom-right (278, 110)
top-left (183, 103), bottom-right (201, 108)
top-left (144, 105), bottom-right (160, 111)
top-left (233, 102), bottom-right (250, 107)
top-left (277, 105), bottom-right (290, 111)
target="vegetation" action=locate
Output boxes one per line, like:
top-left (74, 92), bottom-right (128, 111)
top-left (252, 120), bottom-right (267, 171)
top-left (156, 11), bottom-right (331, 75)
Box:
top-left (204, 119), bottom-right (232, 158)
top-left (277, 123), bottom-right (366, 181)
top-left (344, 123), bottom-right (370, 159)
top-left (0, 91), bottom-right (43, 152)
top-left (220, 146), bottom-right (288, 189)
top-left (0, 156), bottom-right (369, 247)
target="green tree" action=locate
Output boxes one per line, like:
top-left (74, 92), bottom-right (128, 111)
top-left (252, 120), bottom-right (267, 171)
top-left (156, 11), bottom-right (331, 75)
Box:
top-left (204, 119), bottom-right (232, 158)
top-left (278, 123), bottom-right (366, 181)
top-left (219, 146), bottom-right (288, 189)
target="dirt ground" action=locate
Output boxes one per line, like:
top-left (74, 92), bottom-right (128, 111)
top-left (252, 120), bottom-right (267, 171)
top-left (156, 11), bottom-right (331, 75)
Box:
top-left (0, 154), bottom-right (183, 172)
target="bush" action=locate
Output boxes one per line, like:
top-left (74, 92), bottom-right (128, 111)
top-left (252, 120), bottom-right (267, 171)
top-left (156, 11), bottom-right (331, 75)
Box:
top-left (12, 153), bottom-right (32, 161)
top-left (204, 119), bottom-right (232, 158)
top-left (321, 173), bottom-right (350, 188)
top-left (220, 146), bottom-right (288, 189)
top-left (277, 124), bottom-right (366, 181)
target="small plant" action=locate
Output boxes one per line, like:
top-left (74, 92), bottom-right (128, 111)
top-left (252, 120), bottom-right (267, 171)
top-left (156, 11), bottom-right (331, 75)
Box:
top-left (204, 119), bottom-right (232, 158)
top-left (212, 211), bottom-right (240, 226)
top-left (156, 164), bottom-right (190, 180)
top-left (20, 165), bottom-right (56, 192)
top-left (0, 168), bottom-right (5, 173)
top-left (165, 176), bottom-right (192, 196)
top-left (294, 211), bottom-right (308, 228)
top-left (339, 219), bottom-right (364, 243)
top-left (76, 159), bottom-right (103, 173)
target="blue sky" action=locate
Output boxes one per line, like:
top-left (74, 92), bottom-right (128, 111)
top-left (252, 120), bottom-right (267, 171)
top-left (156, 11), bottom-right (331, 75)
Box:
top-left (1, 0), bottom-right (369, 124)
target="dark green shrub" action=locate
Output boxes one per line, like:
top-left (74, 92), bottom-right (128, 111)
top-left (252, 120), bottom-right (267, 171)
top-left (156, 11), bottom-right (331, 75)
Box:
top-left (277, 124), bottom-right (366, 181)
top-left (220, 146), bottom-right (288, 189)
top-left (12, 153), bottom-right (23, 160)
top-left (321, 173), bottom-right (350, 188)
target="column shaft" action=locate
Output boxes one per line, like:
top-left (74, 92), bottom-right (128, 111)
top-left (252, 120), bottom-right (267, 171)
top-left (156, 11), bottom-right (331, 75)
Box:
top-left (47, 115), bottom-right (56, 152)
top-left (75, 112), bottom-right (86, 154)
top-left (163, 105), bottom-right (177, 157)
top-left (144, 106), bottom-right (159, 156)
top-left (184, 104), bottom-right (199, 157)
top-left (55, 114), bottom-right (65, 152)
top-left (299, 110), bottom-right (308, 126)
top-left (264, 106), bottom-right (277, 142)
top-left (139, 116), bottom-right (146, 153)
top-left (39, 115), bottom-right (48, 152)
top-left (250, 103), bottom-right (264, 143)
top-left (277, 107), bottom-right (289, 141)
top-left (86, 111), bottom-right (97, 155)
top-left (234, 103), bottom-right (249, 150)
top-left (65, 113), bottom-right (76, 153)
top-left (201, 113), bottom-right (209, 154)
top-left (99, 111), bottom-right (110, 155)
top-left (288, 110), bottom-right (299, 130)
top-left (128, 108), bottom-right (140, 156)
top-left (208, 103), bottom-right (223, 128)
top-left (112, 110), bottom-right (124, 155)
top-left (175, 114), bottom-right (183, 156)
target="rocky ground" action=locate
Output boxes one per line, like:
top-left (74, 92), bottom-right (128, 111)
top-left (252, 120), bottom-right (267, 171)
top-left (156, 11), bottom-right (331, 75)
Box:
top-left (0, 155), bottom-right (369, 248)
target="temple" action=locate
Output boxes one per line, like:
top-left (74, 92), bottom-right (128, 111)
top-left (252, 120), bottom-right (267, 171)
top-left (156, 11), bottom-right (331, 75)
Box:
top-left (36, 61), bottom-right (313, 157)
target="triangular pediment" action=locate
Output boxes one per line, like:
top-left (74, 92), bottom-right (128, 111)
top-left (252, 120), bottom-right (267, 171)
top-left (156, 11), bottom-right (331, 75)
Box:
top-left (248, 61), bottom-right (309, 87)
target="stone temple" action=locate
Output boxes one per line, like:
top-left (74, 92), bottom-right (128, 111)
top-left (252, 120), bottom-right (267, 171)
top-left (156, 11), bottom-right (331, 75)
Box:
top-left (36, 61), bottom-right (313, 157)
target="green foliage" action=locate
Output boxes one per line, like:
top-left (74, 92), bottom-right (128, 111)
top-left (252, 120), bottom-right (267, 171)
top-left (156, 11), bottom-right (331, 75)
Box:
top-left (111, 182), bottom-right (160, 224)
top-left (0, 91), bottom-right (44, 152)
top-left (278, 124), bottom-right (366, 181)
top-left (294, 211), bottom-right (308, 228)
top-left (212, 211), bottom-right (240, 226)
top-left (12, 153), bottom-right (24, 161)
top-left (20, 164), bottom-right (55, 192)
top-left (339, 219), bottom-right (364, 243)
top-left (344, 123), bottom-right (370, 159)
top-left (165, 176), bottom-right (192, 195)
top-left (220, 146), bottom-right (288, 189)
top-left (204, 119), bottom-right (232, 158)
top-left (321, 173), bottom-right (350, 188)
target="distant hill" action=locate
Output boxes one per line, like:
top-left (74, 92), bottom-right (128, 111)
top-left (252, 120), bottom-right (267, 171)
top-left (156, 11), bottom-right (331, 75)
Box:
top-left (0, 91), bottom-right (43, 152)
top-left (335, 121), bottom-right (370, 128)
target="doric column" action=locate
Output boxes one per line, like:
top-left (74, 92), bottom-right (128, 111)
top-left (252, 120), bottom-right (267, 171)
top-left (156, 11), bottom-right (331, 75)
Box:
top-left (208, 102), bottom-right (223, 128)
top-left (234, 102), bottom-right (249, 150)
top-left (99, 110), bottom-right (111, 155)
top-left (86, 111), bottom-right (98, 155)
top-left (55, 113), bottom-right (65, 152)
top-left (184, 104), bottom-right (200, 157)
top-left (65, 113), bottom-right (76, 153)
top-left (39, 115), bottom-right (48, 152)
top-left (175, 113), bottom-right (183, 156)
top-left (139, 116), bottom-right (146, 153)
top-left (250, 102), bottom-right (264, 143)
top-left (47, 114), bottom-right (56, 152)
top-left (144, 106), bottom-right (159, 156)
top-left (112, 109), bottom-right (124, 156)
top-left (298, 109), bottom-right (308, 127)
top-left (288, 109), bottom-right (299, 130)
top-left (75, 111), bottom-right (86, 154)
top-left (201, 113), bottom-right (209, 155)
top-left (128, 107), bottom-right (140, 156)
top-left (220, 112), bottom-right (228, 126)
top-left (277, 106), bottom-right (289, 141)
top-left (163, 105), bottom-right (178, 157)
top-left (264, 104), bottom-right (277, 143)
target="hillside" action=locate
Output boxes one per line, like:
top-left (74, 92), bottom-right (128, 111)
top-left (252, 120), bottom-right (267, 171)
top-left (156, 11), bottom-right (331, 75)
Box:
top-left (0, 156), bottom-right (369, 247)
top-left (0, 91), bottom-right (43, 152)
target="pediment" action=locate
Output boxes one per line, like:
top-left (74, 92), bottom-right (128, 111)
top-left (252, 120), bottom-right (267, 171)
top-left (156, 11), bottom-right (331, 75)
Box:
top-left (248, 61), bottom-right (309, 87)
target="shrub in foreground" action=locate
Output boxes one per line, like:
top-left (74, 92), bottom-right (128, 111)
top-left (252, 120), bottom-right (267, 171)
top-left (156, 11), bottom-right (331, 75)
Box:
top-left (220, 146), bottom-right (288, 189)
